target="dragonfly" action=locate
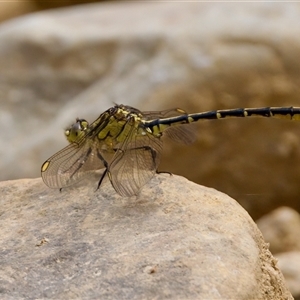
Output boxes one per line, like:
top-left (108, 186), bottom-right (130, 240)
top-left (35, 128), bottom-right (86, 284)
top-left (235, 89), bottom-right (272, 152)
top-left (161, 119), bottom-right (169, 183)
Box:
top-left (41, 104), bottom-right (300, 197)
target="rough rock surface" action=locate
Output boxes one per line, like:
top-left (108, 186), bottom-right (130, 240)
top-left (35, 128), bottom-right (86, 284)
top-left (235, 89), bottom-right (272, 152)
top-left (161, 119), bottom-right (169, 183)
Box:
top-left (0, 174), bottom-right (292, 299)
top-left (2, 2), bottom-right (300, 219)
top-left (257, 206), bottom-right (300, 254)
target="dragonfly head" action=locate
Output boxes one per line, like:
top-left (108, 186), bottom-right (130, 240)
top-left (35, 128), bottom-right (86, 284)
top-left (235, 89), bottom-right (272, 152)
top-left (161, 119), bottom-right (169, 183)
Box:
top-left (65, 118), bottom-right (89, 143)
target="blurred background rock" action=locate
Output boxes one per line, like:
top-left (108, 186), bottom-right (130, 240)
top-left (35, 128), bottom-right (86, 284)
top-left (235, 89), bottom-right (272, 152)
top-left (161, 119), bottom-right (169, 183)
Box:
top-left (0, 0), bottom-right (110, 22)
top-left (257, 206), bottom-right (300, 299)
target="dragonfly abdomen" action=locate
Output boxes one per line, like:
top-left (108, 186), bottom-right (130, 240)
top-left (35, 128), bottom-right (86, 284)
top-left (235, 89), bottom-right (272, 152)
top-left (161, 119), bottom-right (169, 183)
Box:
top-left (145, 107), bottom-right (300, 133)
top-left (188, 107), bottom-right (300, 122)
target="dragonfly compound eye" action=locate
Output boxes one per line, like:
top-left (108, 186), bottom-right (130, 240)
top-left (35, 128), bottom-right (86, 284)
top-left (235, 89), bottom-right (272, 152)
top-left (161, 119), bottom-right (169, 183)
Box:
top-left (65, 119), bottom-right (89, 143)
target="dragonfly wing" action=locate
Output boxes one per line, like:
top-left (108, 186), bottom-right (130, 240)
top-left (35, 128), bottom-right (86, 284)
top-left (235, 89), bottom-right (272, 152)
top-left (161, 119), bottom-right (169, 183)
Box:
top-left (164, 123), bottom-right (196, 144)
top-left (142, 108), bottom-right (187, 119)
top-left (41, 140), bottom-right (106, 189)
top-left (108, 129), bottom-right (162, 197)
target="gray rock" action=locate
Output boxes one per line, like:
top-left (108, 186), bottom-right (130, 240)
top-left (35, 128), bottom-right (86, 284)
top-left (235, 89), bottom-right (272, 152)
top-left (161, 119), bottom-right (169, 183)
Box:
top-left (0, 174), bottom-right (292, 299)
top-left (2, 2), bottom-right (300, 218)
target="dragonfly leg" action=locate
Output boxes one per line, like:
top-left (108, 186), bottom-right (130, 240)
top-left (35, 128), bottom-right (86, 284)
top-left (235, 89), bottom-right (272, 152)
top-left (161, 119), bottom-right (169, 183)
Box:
top-left (69, 147), bottom-right (93, 180)
top-left (114, 145), bottom-right (158, 170)
top-left (137, 146), bottom-right (169, 175)
top-left (96, 149), bottom-right (109, 191)
top-left (97, 168), bottom-right (108, 190)
top-left (126, 145), bottom-right (171, 176)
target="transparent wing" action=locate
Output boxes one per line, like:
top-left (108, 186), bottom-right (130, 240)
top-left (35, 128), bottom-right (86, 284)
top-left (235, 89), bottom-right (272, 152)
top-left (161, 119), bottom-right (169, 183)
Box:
top-left (41, 139), bottom-right (106, 189)
top-left (142, 108), bottom-right (187, 119)
top-left (143, 108), bottom-right (197, 144)
top-left (164, 124), bottom-right (196, 144)
top-left (108, 125), bottom-right (163, 197)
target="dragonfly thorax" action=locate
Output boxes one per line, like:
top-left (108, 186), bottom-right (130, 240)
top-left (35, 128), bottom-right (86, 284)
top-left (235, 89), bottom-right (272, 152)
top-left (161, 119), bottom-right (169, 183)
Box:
top-left (98, 106), bottom-right (144, 143)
